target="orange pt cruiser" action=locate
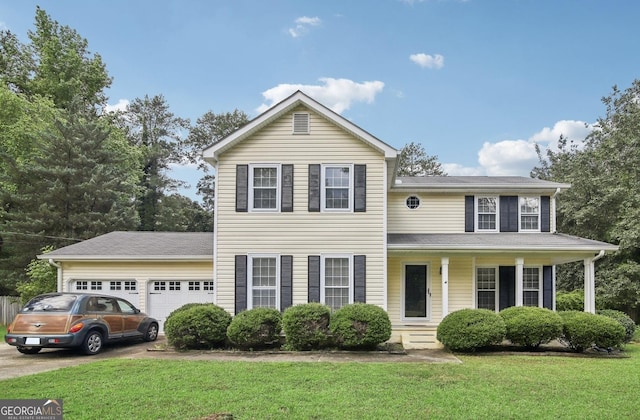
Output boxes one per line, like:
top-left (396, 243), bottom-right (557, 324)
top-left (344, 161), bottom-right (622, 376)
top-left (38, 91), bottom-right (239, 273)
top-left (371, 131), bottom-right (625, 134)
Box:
top-left (5, 293), bottom-right (159, 355)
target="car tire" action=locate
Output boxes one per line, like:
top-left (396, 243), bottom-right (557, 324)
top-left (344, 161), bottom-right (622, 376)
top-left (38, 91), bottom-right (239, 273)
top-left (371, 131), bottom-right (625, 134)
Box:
top-left (17, 346), bottom-right (42, 354)
top-left (143, 323), bottom-right (159, 342)
top-left (82, 330), bottom-right (103, 355)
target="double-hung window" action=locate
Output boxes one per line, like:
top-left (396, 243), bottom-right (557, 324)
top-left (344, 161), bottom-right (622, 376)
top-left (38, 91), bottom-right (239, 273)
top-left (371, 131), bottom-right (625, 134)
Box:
top-left (523, 267), bottom-right (542, 307)
top-left (321, 255), bottom-right (353, 310)
top-left (520, 197), bottom-right (540, 231)
top-left (248, 256), bottom-right (279, 309)
top-left (476, 196), bottom-right (498, 231)
top-left (249, 165), bottom-right (280, 211)
top-left (322, 165), bottom-right (353, 211)
top-left (476, 267), bottom-right (498, 311)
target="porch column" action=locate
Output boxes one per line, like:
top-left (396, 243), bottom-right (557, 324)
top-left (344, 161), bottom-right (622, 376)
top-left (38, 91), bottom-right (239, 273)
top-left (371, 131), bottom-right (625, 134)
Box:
top-left (515, 258), bottom-right (524, 306)
top-left (584, 258), bottom-right (596, 313)
top-left (441, 257), bottom-right (449, 317)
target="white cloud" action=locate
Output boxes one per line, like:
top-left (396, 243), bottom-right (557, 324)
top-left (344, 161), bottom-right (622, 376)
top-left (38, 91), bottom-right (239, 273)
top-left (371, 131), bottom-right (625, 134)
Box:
top-left (444, 120), bottom-right (594, 176)
top-left (410, 53), bottom-right (445, 69)
top-left (257, 78), bottom-right (385, 114)
top-left (288, 16), bottom-right (322, 38)
top-left (104, 99), bottom-right (130, 113)
top-left (0, 22), bottom-right (7, 30)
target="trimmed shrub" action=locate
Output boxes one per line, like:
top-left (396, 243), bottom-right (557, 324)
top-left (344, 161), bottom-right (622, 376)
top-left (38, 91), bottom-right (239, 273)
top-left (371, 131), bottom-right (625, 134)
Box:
top-left (436, 309), bottom-right (506, 352)
top-left (598, 309), bottom-right (636, 343)
top-left (164, 304), bottom-right (232, 350)
top-left (556, 290), bottom-right (584, 311)
top-left (499, 306), bottom-right (563, 348)
top-left (227, 307), bottom-right (283, 350)
top-left (282, 303), bottom-right (332, 350)
top-left (167, 302), bottom-right (213, 320)
top-left (330, 303), bottom-right (392, 350)
top-left (559, 311), bottom-right (626, 352)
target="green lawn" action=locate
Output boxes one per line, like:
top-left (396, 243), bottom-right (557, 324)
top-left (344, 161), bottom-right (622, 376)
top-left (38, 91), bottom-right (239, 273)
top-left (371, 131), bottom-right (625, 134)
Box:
top-left (2, 345), bottom-right (640, 419)
top-left (0, 324), bottom-right (6, 341)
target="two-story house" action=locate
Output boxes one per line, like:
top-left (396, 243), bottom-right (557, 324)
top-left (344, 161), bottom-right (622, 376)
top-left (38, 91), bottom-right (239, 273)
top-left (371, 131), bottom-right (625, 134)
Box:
top-left (43, 91), bottom-right (617, 348)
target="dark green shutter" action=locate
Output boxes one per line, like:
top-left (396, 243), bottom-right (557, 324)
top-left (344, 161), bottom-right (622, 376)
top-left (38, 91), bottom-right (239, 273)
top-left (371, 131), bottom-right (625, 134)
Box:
top-left (541, 196), bottom-right (551, 232)
top-left (354, 255), bottom-right (366, 302)
top-left (465, 196), bottom-right (475, 232)
top-left (281, 164), bottom-right (294, 212)
top-left (235, 255), bottom-right (247, 314)
top-left (308, 256), bottom-right (320, 302)
top-left (281, 255), bottom-right (293, 310)
top-left (308, 164), bottom-right (320, 212)
top-left (354, 164), bottom-right (366, 212)
top-left (500, 196), bottom-right (518, 232)
top-left (543, 266), bottom-right (553, 309)
top-left (236, 165), bottom-right (248, 212)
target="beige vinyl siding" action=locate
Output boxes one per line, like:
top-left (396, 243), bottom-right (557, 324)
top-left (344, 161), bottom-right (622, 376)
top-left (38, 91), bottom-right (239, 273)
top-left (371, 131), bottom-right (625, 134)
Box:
top-left (59, 261), bottom-right (213, 313)
top-left (215, 107), bottom-right (387, 313)
top-left (387, 192), bottom-right (464, 233)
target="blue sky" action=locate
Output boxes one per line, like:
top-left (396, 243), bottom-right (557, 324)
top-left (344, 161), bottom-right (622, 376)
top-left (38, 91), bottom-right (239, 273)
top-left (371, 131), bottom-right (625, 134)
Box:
top-left (2, 0), bottom-right (639, 199)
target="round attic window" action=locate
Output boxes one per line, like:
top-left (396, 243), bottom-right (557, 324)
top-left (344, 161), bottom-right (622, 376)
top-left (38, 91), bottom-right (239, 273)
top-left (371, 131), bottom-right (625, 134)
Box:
top-left (406, 195), bottom-right (421, 210)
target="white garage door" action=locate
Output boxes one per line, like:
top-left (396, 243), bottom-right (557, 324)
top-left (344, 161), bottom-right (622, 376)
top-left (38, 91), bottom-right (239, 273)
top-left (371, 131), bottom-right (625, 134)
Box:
top-left (73, 280), bottom-right (139, 303)
top-left (147, 280), bottom-right (214, 333)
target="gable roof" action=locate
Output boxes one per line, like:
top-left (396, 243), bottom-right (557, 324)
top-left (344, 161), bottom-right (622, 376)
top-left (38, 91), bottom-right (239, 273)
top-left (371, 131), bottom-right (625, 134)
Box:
top-left (393, 176), bottom-right (570, 193)
top-left (40, 231), bottom-right (213, 261)
top-left (202, 90), bottom-right (398, 163)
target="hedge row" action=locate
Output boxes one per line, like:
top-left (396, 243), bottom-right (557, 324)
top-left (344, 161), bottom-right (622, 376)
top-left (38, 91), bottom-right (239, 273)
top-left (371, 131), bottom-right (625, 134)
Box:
top-left (164, 302), bottom-right (392, 351)
top-left (437, 307), bottom-right (632, 352)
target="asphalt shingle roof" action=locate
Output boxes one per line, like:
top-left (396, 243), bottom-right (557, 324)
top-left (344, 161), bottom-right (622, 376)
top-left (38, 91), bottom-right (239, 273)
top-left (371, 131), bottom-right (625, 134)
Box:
top-left (42, 231), bottom-right (213, 260)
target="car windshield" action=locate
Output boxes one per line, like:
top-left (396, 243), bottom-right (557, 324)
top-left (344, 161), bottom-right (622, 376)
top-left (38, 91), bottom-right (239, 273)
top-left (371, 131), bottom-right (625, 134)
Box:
top-left (23, 295), bottom-right (77, 312)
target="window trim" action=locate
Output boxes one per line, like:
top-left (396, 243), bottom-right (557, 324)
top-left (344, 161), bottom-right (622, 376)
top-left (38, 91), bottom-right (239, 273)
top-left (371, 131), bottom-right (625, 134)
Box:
top-left (519, 196), bottom-right (541, 232)
top-left (320, 254), bottom-right (354, 310)
top-left (401, 262), bottom-right (431, 322)
top-left (475, 196), bottom-right (499, 232)
top-left (248, 164), bottom-right (281, 212)
top-left (247, 254), bottom-right (280, 310)
top-left (474, 266), bottom-right (499, 312)
top-left (523, 266), bottom-right (543, 307)
top-left (321, 164), bottom-right (354, 212)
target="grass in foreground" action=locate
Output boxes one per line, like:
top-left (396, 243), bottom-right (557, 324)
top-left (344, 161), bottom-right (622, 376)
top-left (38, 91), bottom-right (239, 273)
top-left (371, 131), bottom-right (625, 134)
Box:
top-left (2, 345), bottom-right (640, 419)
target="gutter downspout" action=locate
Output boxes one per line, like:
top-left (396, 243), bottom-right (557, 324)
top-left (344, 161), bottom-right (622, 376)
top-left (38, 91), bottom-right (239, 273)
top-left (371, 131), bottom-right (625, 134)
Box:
top-left (551, 187), bottom-right (561, 233)
top-left (48, 259), bottom-right (63, 292)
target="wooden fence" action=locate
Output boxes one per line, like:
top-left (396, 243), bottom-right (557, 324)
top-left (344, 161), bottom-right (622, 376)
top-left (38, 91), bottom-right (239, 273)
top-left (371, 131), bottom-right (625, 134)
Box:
top-left (0, 296), bottom-right (21, 325)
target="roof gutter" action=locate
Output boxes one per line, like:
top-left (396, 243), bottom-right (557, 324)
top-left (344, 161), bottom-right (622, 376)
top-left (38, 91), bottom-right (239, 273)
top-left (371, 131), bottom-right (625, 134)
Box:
top-left (551, 187), bottom-right (561, 233)
top-left (48, 259), bottom-right (63, 293)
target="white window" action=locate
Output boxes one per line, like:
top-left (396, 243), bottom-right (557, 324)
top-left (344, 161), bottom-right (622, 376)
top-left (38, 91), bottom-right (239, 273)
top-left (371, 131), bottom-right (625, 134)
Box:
top-left (188, 281), bottom-right (201, 291)
top-left (90, 281), bottom-right (102, 291)
top-left (520, 197), bottom-right (540, 231)
top-left (476, 267), bottom-right (498, 311)
top-left (249, 164), bottom-right (280, 211)
top-left (124, 281), bottom-right (136, 291)
top-left (523, 267), bottom-right (542, 307)
top-left (76, 281), bottom-right (88, 291)
top-left (322, 165), bottom-right (353, 211)
top-left (154, 281), bottom-right (166, 291)
top-left (321, 255), bottom-right (353, 310)
top-left (476, 197), bottom-right (498, 231)
top-left (248, 256), bottom-right (279, 309)
top-left (110, 281), bottom-right (122, 291)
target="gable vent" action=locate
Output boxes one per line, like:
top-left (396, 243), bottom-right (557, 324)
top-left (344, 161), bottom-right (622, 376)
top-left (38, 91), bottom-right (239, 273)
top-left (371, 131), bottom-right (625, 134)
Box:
top-left (292, 113), bottom-right (310, 134)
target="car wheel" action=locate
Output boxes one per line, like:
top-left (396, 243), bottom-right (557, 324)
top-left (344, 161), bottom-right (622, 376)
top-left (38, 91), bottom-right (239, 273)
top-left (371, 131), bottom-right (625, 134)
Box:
top-left (17, 346), bottom-right (42, 354)
top-left (143, 323), bottom-right (159, 342)
top-left (82, 330), bottom-right (103, 355)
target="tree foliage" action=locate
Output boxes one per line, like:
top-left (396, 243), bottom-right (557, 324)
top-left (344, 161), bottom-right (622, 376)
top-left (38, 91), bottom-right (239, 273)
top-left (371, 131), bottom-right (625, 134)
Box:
top-left (396, 141), bottom-right (447, 176)
top-left (16, 246), bottom-right (57, 304)
top-left (532, 80), bottom-right (640, 319)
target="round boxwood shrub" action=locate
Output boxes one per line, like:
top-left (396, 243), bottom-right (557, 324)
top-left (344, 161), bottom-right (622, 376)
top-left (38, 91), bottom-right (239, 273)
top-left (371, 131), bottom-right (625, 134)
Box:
top-left (559, 311), bottom-right (626, 352)
top-left (597, 309), bottom-right (636, 343)
top-left (436, 308), bottom-right (506, 352)
top-left (282, 303), bottom-right (332, 350)
top-left (164, 304), bottom-right (232, 350)
top-left (499, 306), bottom-right (563, 348)
top-left (330, 303), bottom-right (392, 350)
top-left (166, 302), bottom-right (213, 320)
top-left (556, 290), bottom-right (584, 311)
top-left (226, 307), bottom-right (283, 350)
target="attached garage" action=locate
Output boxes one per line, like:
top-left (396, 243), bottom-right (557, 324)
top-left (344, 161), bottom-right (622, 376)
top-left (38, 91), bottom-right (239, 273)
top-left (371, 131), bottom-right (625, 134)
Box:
top-left (40, 231), bottom-right (214, 333)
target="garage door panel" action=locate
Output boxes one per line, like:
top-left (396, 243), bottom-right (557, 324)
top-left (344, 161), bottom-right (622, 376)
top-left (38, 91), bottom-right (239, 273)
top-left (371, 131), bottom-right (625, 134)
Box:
top-left (148, 281), bottom-right (214, 333)
top-left (72, 280), bottom-right (139, 302)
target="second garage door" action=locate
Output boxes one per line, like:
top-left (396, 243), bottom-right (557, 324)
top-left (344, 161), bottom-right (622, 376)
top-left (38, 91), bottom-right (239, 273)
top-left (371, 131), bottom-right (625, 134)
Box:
top-left (147, 280), bottom-right (214, 332)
